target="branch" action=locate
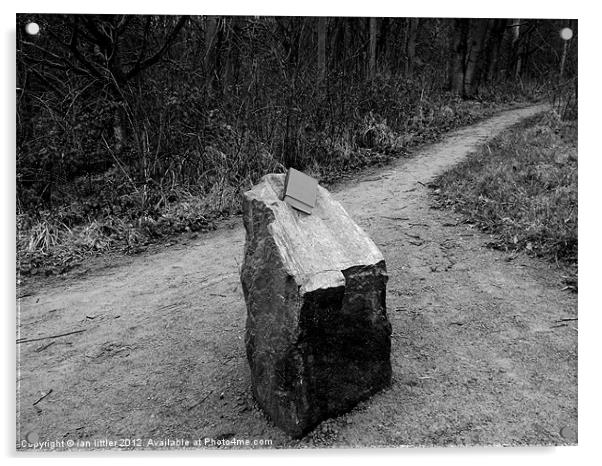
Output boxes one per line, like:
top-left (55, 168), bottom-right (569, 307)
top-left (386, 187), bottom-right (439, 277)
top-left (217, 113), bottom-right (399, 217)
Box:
top-left (44, 19), bottom-right (105, 81)
top-left (21, 38), bottom-right (99, 80)
top-left (17, 329), bottom-right (86, 344)
top-left (23, 55), bottom-right (67, 72)
top-left (131, 16), bottom-right (152, 74)
top-left (79, 14), bottom-right (113, 48)
top-left (68, 23), bottom-right (105, 80)
top-left (125, 15), bottom-right (188, 80)
top-left (505, 21), bottom-right (530, 29)
top-left (115, 15), bottom-right (132, 34)
top-left (25, 66), bottom-right (67, 96)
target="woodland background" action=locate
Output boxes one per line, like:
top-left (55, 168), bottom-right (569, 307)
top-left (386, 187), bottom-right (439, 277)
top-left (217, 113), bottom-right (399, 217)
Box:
top-left (16, 15), bottom-right (577, 277)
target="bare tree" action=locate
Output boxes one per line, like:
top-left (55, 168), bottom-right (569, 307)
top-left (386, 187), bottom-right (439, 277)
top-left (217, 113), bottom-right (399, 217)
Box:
top-left (511, 19), bottom-right (522, 79)
top-left (369, 17), bottom-right (378, 80)
top-left (405, 18), bottom-right (419, 76)
top-left (463, 19), bottom-right (489, 97)
top-left (450, 18), bottom-right (469, 95)
top-left (204, 16), bottom-right (219, 90)
top-left (485, 19), bottom-right (507, 82)
top-left (317, 17), bottom-right (327, 85)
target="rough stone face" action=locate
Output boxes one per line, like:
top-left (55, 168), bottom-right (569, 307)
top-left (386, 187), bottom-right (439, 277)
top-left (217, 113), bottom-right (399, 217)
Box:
top-left (240, 174), bottom-right (391, 438)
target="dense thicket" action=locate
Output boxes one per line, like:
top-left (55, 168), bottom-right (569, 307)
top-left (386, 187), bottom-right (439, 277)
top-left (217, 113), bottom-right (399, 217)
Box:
top-left (16, 15), bottom-right (577, 275)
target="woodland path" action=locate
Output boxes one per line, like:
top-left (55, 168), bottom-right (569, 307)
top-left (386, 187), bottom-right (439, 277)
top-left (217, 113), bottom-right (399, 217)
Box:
top-left (17, 103), bottom-right (577, 449)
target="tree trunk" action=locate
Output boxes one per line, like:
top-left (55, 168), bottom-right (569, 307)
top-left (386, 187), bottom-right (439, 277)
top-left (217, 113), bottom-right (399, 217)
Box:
top-left (405, 18), bottom-right (419, 76)
top-left (463, 19), bottom-right (489, 97)
top-left (449, 19), bottom-right (469, 95)
top-left (511, 19), bottom-right (522, 80)
top-left (369, 17), bottom-right (378, 80)
top-left (520, 25), bottom-right (533, 79)
top-left (486, 19), bottom-right (507, 82)
top-left (559, 39), bottom-right (568, 78)
top-left (204, 16), bottom-right (218, 90)
top-left (317, 17), bottom-right (327, 85)
top-left (223, 17), bottom-right (242, 94)
top-left (378, 17), bottom-right (390, 72)
top-left (330, 18), bottom-right (344, 67)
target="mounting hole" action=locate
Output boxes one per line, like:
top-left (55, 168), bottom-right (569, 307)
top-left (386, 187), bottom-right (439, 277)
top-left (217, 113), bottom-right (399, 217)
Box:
top-left (25, 22), bottom-right (40, 36)
top-left (560, 27), bottom-right (573, 41)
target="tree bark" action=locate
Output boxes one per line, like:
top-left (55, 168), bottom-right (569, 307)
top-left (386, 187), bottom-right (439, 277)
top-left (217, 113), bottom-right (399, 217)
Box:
top-left (204, 16), bottom-right (218, 89)
top-left (317, 17), bottom-right (327, 85)
top-left (463, 19), bottom-right (489, 97)
top-left (559, 39), bottom-right (568, 78)
top-left (378, 18), bottom-right (390, 71)
top-left (223, 17), bottom-right (242, 94)
top-left (486, 19), bottom-right (507, 82)
top-left (511, 19), bottom-right (522, 80)
top-left (405, 18), bottom-right (419, 76)
top-left (449, 19), bottom-right (469, 95)
top-left (520, 24), bottom-right (533, 78)
top-left (369, 17), bottom-right (378, 80)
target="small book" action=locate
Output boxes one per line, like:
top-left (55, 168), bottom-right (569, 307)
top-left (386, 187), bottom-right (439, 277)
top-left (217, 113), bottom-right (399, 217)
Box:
top-left (282, 168), bottom-right (318, 214)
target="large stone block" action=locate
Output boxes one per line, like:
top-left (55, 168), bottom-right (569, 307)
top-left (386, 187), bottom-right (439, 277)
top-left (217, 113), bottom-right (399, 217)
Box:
top-left (240, 174), bottom-right (391, 438)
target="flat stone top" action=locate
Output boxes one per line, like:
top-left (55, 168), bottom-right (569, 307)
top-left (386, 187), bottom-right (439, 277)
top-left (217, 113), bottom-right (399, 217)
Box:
top-left (244, 174), bottom-right (384, 291)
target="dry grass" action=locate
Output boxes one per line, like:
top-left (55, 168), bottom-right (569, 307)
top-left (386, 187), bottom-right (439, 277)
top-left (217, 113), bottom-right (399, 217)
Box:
top-left (433, 110), bottom-right (577, 287)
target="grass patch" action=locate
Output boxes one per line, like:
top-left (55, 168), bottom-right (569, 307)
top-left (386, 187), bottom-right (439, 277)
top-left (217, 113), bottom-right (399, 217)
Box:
top-left (432, 111), bottom-right (577, 289)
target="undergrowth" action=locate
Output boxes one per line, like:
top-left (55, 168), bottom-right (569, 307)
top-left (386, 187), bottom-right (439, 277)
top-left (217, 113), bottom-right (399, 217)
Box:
top-left (17, 95), bottom-right (534, 280)
top-left (432, 110), bottom-right (577, 290)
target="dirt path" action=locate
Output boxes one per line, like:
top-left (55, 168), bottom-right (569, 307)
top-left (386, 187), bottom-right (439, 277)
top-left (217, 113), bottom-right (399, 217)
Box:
top-left (17, 104), bottom-right (577, 449)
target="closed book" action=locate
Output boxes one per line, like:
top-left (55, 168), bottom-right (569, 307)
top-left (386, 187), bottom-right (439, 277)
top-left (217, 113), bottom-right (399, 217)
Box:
top-left (282, 168), bottom-right (318, 214)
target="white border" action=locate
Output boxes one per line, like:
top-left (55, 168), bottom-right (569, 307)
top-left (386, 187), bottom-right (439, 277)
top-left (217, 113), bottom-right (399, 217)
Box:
top-left (3, 1), bottom-right (598, 465)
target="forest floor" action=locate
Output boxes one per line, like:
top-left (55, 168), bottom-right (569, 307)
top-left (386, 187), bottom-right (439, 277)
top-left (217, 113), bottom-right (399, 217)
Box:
top-left (16, 104), bottom-right (577, 450)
